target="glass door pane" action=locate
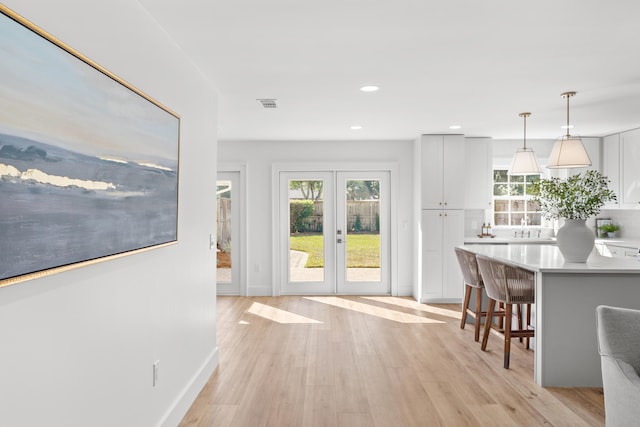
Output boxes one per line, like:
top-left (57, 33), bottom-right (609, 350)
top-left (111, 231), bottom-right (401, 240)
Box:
top-left (289, 179), bottom-right (325, 283)
top-left (216, 179), bottom-right (232, 283)
top-left (217, 171), bottom-right (241, 295)
top-left (336, 171), bottom-right (389, 294)
top-left (280, 171), bottom-right (334, 295)
top-left (345, 179), bottom-right (381, 282)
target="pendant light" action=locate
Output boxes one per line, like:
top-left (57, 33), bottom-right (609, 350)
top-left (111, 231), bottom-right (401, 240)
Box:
top-left (547, 91), bottom-right (592, 168)
top-left (509, 112), bottom-right (541, 175)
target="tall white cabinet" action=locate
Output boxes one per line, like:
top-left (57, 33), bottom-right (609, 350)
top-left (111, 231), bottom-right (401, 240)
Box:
top-left (416, 134), bottom-right (465, 302)
top-left (464, 137), bottom-right (493, 210)
top-left (421, 210), bottom-right (464, 301)
top-left (621, 129), bottom-right (640, 207)
top-left (600, 129), bottom-right (640, 209)
top-left (602, 134), bottom-right (621, 208)
top-left (421, 135), bottom-right (465, 209)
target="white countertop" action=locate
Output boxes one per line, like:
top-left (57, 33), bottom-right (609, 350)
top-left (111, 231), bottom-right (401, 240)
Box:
top-left (458, 243), bottom-right (640, 274)
top-left (464, 236), bottom-right (555, 244)
top-left (464, 236), bottom-right (640, 249)
top-left (598, 238), bottom-right (640, 249)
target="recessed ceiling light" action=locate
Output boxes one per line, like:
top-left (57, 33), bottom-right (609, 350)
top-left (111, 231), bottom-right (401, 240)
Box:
top-left (350, 125), bottom-right (363, 130)
top-left (360, 85), bottom-right (379, 92)
top-left (449, 125), bottom-right (462, 130)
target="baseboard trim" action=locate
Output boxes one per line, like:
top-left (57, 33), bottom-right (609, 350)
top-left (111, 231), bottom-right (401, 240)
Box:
top-left (159, 346), bottom-right (220, 427)
top-left (247, 285), bottom-right (272, 296)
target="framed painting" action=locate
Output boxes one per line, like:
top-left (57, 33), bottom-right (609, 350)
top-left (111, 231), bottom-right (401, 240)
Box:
top-left (0, 5), bottom-right (180, 287)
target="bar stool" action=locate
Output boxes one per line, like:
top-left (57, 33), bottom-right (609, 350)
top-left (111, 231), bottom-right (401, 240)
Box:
top-left (454, 247), bottom-right (487, 342)
top-left (475, 254), bottom-right (535, 369)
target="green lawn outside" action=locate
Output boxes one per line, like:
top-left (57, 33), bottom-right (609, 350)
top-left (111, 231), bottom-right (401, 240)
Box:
top-left (290, 233), bottom-right (380, 268)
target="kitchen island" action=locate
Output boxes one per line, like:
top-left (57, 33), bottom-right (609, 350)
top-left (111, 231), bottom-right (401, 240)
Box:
top-left (458, 243), bottom-right (640, 387)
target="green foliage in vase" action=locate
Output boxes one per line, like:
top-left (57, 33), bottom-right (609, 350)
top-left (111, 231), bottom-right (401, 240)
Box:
top-left (530, 170), bottom-right (616, 220)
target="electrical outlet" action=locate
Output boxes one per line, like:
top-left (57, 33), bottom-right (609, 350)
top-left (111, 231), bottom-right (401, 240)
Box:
top-left (153, 360), bottom-right (160, 387)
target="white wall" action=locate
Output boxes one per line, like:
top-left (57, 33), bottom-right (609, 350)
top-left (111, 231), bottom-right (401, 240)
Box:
top-left (218, 140), bottom-right (415, 297)
top-left (0, 2), bottom-right (218, 426)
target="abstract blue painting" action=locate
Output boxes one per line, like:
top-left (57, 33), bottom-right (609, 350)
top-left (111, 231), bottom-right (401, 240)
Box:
top-left (0, 6), bottom-right (180, 285)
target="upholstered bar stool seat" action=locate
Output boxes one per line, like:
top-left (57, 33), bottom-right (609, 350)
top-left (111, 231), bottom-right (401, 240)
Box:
top-left (454, 247), bottom-right (487, 342)
top-left (475, 254), bottom-right (535, 369)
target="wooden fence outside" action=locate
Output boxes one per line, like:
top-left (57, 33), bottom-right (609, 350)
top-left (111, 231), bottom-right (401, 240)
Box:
top-left (217, 199), bottom-right (380, 243)
top-left (300, 200), bottom-right (380, 232)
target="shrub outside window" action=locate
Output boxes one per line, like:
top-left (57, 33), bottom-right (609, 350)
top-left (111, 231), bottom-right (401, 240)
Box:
top-left (493, 169), bottom-right (541, 227)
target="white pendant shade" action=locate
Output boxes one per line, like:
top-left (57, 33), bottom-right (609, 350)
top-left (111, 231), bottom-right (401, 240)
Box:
top-left (547, 135), bottom-right (592, 169)
top-left (509, 111), bottom-right (541, 175)
top-left (548, 91), bottom-right (592, 169)
top-left (510, 147), bottom-right (542, 174)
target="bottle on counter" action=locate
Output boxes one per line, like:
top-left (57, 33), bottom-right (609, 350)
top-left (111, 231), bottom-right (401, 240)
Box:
top-left (481, 223), bottom-right (487, 236)
top-left (487, 223), bottom-right (492, 235)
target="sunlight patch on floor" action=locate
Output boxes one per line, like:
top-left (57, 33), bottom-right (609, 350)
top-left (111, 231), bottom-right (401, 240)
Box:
top-left (361, 296), bottom-right (462, 320)
top-left (304, 296), bottom-right (444, 324)
top-left (246, 302), bottom-right (323, 324)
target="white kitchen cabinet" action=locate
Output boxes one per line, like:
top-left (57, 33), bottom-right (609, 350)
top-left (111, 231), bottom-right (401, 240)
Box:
top-left (602, 134), bottom-right (620, 208)
top-left (420, 134), bottom-right (465, 209)
top-left (464, 137), bottom-right (492, 209)
top-left (421, 209), bottom-right (464, 302)
top-left (621, 128), bottom-right (640, 208)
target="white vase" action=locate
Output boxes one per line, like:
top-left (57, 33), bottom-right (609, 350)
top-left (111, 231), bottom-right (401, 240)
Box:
top-left (556, 218), bottom-right (595, 263)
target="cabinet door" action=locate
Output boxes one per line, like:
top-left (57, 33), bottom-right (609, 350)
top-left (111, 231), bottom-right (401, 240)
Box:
top-left (443, 210), bottom-right (464, 299)
top-left (602, 134), bottom-right (620, 209)
top-left (421, 210), bottom-right (443, 299)
top-left (621, 129), bottom-right (640, 207)
top-left (421, 135), bottom-right (466, 209)
top-left (421, 135), bottom-right (444, 209)
top-left (442, 135), bottom-right (466, 209)
top-left (464, 137), bottom-right (492, 209)
top-left (421, 210), bottom-right (464, 302)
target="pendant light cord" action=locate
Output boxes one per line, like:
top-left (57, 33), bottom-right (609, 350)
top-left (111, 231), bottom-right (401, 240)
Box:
top-left (562, 91), bottom-right (576, 139)
top-left (523, 114), bottom-right (527, 149)
top-left (519, 112), bottom-right (531, 150)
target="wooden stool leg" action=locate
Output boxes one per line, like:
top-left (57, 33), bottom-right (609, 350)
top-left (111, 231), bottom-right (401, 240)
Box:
top-left (504, 303), bottom-right (512, 369)
top-left (517, 303), bottom-right (523, 343)
top-left (481, 298), bottom-right (496, 351)
top-left (474, 287), bottom-right (483, 342)
top-left (461, 284), bottom-right (471, 329)
top-left (497, 302), bottom-right (504, 329)
top-left (526, 304), bottom-right (532, 350)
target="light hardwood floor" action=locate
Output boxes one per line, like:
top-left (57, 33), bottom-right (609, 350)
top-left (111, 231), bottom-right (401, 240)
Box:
top-left (180, 296), bottom-right (604, 426)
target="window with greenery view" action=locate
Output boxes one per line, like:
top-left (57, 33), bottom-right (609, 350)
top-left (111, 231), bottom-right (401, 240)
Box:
top-left (493, 169), bottom-right (541, 227)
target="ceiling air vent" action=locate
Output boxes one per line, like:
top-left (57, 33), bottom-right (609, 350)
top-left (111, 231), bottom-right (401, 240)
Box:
top-left (257, 98), bottom-right (277, 109)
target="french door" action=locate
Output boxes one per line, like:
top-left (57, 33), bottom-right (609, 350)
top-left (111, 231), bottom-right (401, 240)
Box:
top-left (279, 170), bottom-right (390, 294)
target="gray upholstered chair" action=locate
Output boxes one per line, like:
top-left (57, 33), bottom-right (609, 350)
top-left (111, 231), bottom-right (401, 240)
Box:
top-left (596, 305), bottom-right (640, 426)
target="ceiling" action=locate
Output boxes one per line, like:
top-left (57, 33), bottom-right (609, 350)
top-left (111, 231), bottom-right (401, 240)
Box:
top-left (138, 0), bottom-right (640, 142)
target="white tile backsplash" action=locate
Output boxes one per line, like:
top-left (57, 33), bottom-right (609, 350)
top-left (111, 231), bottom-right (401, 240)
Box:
top-left (599, 210), bottom-right (640, 238)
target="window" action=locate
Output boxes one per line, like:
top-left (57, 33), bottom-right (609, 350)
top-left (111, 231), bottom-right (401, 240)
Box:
top-left (493, 169), bottom-right (541, 227)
